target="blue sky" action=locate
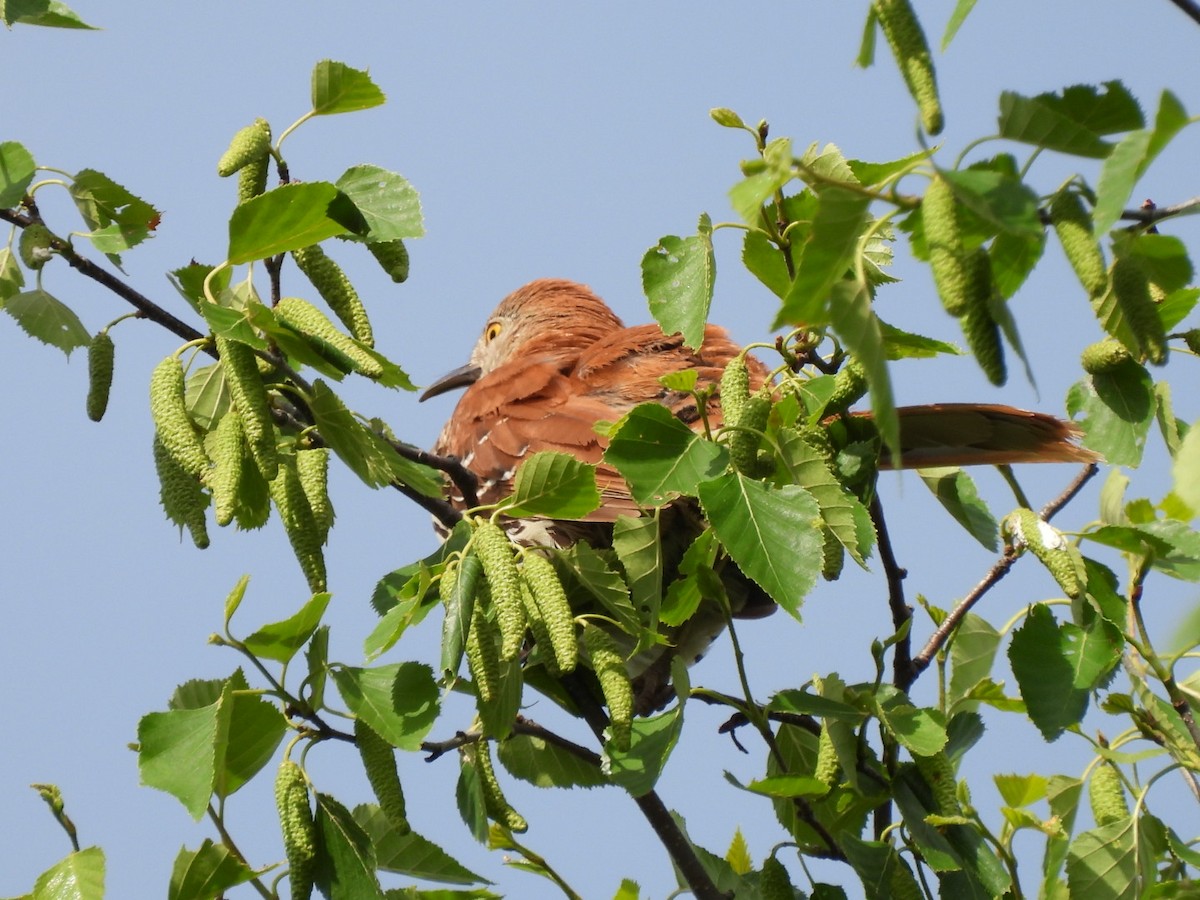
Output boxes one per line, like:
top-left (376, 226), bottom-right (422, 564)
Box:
top-left (2, 3), bottom-right (1199, 898)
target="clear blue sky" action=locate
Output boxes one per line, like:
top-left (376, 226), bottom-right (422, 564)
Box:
top-left (2, 3), bottom-right (1198, 897)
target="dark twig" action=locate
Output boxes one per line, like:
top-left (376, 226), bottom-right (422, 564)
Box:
top-left (420, 718), bottom-right (602, 769)
top-left (558, 674), bottom-right (728, 900)
top-left (911, 463), bottom-right (1099, 676)
top-left (1166, 0), bottom-right (1200, 27)
top-left (871, 496), bottom-right (913, 691)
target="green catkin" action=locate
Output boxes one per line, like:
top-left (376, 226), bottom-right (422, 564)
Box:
top-left (18, 224), bottom-right (54, 269)
top-left (814, 721), bottom-right (840, 788)
top-left (86, 331), bottom-right (114, 422)
top-left (207, 410), bottom-right (246, 528)
top-left (874, 0), bottom-right (944, 135)
top-left (274, 295), bottom-right (382, 377)
top-left (236, 153), bottom-right (269, 204)
top-left (821, 526), bottom-right (845, 582)
top-left (719, 355), bottom-right (751, 428)
top-left (1088, 762), bottom-right (1130, 826)
top-left (295, 447), bottom-right (334, 538)
top-left (729, 392), bottom-right (772, 476)
top-left (153, 434), bottom-right (210, 549)
top-left (149, 356), bottom-right (209, 478)
top-left (366, 238), bottom-right (410, 283)
top-left (1010, 507), bottom-right (1083, 599)
top-left (914, 751), bottom-right (960, 816)
top-left (923, 174), bottom-right (971, 318)
top-left (290, 245), bottom-right (374, 346)
top-left (759, 855), bottom-right (795, 900)
top-left (215, 336), bottom-right (278, 481)
top-left (1050, 190), bottom-right (1107, 298)
top-left (1111, 255), bottom-right (1168, 365)
top-left (217, 118), bottom-right (271, 178)
top-left (826, 358), bottom-right (869, 414)
top-left (354, 717), bottom-right (410, 834)
top-left (521, 553), bottom-right (578, 675)
top-left (797, 423), bottom-right (836, 467)
top-left (1081, 339), bottom-right (1133, 375)
top-left (472, 521), bottom-right (527, 662)
top-left (583, 624), bottom-right (633, 751)
top-left (470, 739), bottom-right (527, 833)
top-left (268, 456), bottom-right (327, 592)
top-left (465, 599), bottom-right (500, 706)
top-left (960, 249), bottom-right (1006, 386)
top-left (274, 760), bottom-right (316, 900)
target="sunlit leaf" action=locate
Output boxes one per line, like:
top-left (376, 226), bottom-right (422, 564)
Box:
top-left (311, 60), bottom-right (386, 115)
top-left (642, 216), bottom-right (715, 350)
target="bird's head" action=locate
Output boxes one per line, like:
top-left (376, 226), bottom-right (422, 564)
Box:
top-left (420, 278), bottom-right (625, 400)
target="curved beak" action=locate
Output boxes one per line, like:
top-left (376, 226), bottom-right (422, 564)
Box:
top-left (419, 363), bottom-right (482, 402)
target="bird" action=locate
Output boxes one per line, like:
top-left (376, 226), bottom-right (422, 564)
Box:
top-left (420, 278), bottom-right (1096, 704)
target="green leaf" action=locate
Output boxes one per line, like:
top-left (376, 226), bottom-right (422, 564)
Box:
top-left (138, 680), bottom-right (232, 819)
top-left (335, 164), bottom-right (424, 240)
top-left (314, 793), bottom-right (386, 900)
top-left (847, 148), bottom-right (932, 188)
top-left (1066, 364), bottom-right (1155, 467)
top-left (603, 403), bottom-right (727, 505)
top-left (0, 140), bottom-right (35, 207)
top-left (641, 217), bottom-right (715, 350)
top-left (612, 515), bottom-right (663, 624)
top-left (69, 168), bottom-right (160, 258)
top-left (1094, 90), bottom-right (1189, 234)
top-left (217, 670), bottom-right (286, 798)
top-left (332, 663), bottom-right (438, 750)
top-left (941, 0), bottom-right (978, 49)
top-left (364, 583), bottom-right (439, 661)
top-left (940, 167), bottom-right (1042, 238)
top-left (496, 732), bottom-right (606, 789)
top-left (989, 229), bottom-right (1046, 299)
top-left (1008, 604), bottom-right (1089, 741)
top-left (1172, 422), bottom-right (1200, 516)
top-left (555, 543), bottom-right (638, 635)
top-left (604, 707), bottom-right (683, 796)
top-left (168, 839), bottom-right (257, 900)
top-left (1066, 819), bottom-right (1153, 900)
top-left (311, 60), bottom-right (386, 116)
top-left (241, 592), bottom-right (331, 663)
top-left (0, 247), bottom-right (24, 301)
top-left (829, 278), bottom-right (899, 459)
top-left (31, 846), bottom-right (105, 900)
top-left (743, 773), bottom-right (830, 799)
top-left (997, 83), bottom-right (1142, 158)
top-left (778, 429), bottom-right (875, 566)
top-left (874, 688), bottom-right (948, 756)
top-left (919, 467), bottom-right (998, 550)
top-left (879, 320), bottom-right (961, 359)
top-left (503, 451), bottom-right (600, 518)
top-left (742, 229), bottom-right (791, 299)
top-left (947, 613), bottom-right (1001, 711)
top-left (1060, 614), bottom-right (1121, 691)
top-left (228, 182), bottom-right (362, 264)
top-left (309, 380), bottom-right (401, 487)
top-left (356, 805), bottom-right (489, 884)
top-left (6, 0), bottom-right (96, 28)
top-left (776, 187), bottom-right (871, 328)
top-left (697, 472), bottom-right (823, 618)
top-left (4, 289), bottom-right (89, 355)
top-left (994, 772), bottom-right (1048, 808)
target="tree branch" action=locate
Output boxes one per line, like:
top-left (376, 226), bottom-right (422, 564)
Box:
top-left (1166, 0), bottom-right (1200, 27)
top-left (871, 496), bottom-right (913, 691)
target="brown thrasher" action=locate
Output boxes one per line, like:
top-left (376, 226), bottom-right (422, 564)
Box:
top-left (421, 278), bottom-right (1095, 700)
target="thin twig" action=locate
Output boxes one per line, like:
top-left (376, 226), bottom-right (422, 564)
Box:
top-left (911, 463), bottom-right (1098, 676)
top-left (557, 674), bottom-right (728, 900)
top-left (871, 496), bottom-right (913, 691)
top-left (1166, 0), bottom-right (1200, 28)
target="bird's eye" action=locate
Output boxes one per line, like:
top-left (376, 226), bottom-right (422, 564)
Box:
top-left (485, 321), bottom-right (503, 342)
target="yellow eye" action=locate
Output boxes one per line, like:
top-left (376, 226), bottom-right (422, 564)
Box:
top-left (485, 321), bottom-right (503, 342)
